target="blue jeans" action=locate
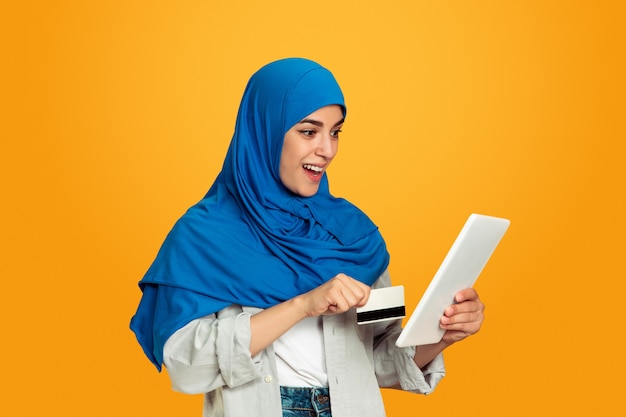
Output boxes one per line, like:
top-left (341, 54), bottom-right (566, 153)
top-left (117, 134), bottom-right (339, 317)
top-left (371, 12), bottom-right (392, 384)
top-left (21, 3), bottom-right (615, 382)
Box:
top-left (280, 386), bottom-right (332, 417)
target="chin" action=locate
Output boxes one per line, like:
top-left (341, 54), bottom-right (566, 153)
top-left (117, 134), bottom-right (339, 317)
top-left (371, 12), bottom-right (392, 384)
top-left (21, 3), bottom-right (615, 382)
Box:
top-left (297, 187), bottom-right (320, 198)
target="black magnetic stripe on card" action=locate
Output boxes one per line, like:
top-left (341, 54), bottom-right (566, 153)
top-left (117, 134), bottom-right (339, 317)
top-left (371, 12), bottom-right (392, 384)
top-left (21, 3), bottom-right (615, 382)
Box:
top-left (356, 306), bottom-right (406, 323)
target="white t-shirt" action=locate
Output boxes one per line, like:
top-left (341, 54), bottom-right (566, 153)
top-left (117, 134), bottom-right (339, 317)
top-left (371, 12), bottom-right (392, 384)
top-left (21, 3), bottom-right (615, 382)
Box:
top-left (273, 316), bottom-right (328, 387)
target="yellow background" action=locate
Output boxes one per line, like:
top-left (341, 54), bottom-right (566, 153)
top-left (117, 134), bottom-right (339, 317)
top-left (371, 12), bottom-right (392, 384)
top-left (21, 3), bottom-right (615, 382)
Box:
top-left (2, 1), bottom-right (624, 415)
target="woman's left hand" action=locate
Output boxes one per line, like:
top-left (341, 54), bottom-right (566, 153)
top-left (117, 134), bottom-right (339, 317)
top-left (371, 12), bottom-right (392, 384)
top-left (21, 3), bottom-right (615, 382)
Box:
top-left (440, 288), bottom-right (485, 344)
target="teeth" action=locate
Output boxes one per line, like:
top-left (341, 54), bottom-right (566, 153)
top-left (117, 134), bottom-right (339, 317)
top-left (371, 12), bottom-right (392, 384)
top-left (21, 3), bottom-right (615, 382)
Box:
top-left (303, 164), bottom-right (323, 172)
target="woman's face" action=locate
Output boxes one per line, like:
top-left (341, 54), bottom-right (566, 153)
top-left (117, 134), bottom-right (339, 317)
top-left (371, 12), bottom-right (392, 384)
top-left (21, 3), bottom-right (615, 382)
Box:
top-left (279, 105), bottom-right (344, 197)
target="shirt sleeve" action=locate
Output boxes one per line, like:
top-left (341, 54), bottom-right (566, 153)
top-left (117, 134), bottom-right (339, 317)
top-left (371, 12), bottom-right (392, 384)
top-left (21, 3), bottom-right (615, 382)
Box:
top-left (162, 305), bottom-right (262, 394)
top-left (370, 270), bottom-right (446, 394)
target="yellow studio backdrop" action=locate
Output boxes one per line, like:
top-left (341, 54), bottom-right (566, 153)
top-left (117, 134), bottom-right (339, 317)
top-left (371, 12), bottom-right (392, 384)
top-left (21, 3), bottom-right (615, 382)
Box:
top-left (2, 1), bottom-right (624, 415)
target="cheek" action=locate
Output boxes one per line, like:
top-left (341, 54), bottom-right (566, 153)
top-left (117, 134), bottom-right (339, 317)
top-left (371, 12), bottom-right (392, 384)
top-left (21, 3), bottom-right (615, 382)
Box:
top-left (278, 158), bottom-right (289, 186)
top-left (278, 146), bottom-right (297, 186)
top-left (278, 146), bottom-right (292, 172)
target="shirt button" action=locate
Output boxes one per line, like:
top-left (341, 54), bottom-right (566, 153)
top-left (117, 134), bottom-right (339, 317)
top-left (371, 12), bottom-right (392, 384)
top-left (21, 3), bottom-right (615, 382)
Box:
top-left (264, 375), bottom-right (273, 383)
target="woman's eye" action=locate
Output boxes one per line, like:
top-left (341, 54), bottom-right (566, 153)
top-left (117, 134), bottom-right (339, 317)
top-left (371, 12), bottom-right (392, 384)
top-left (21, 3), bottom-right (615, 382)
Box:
top-left (300, 129), bottom-right (315, 137)
top-left (331, 129), bottom-right (342, 138)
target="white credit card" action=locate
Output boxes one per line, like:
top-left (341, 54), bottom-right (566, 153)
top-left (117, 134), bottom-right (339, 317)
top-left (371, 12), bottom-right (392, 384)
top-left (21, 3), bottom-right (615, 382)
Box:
top-left (356, 286), bottom-right (405, 324)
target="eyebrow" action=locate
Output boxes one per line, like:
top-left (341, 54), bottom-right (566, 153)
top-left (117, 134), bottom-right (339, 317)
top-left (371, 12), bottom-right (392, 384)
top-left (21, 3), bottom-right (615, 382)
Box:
top-left (298, 117), bottom-right (345, 128)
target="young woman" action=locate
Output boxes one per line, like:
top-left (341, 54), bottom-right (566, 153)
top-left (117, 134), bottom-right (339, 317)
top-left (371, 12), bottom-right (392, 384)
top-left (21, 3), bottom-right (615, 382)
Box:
top-left (130, 58), bottom-right (485, 417)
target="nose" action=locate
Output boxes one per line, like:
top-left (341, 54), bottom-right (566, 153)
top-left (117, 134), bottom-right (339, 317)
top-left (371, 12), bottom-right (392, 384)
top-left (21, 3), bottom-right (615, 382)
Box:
top-left (315, 133), bottom-right (337, 159)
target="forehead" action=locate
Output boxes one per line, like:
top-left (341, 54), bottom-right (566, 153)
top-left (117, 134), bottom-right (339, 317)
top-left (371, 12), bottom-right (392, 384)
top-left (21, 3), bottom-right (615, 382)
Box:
top-left (294, 105), bottom-right (344, 126)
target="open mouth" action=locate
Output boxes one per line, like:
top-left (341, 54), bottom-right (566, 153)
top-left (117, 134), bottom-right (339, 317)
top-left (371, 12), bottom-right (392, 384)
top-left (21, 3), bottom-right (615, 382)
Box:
top-left (303, 164), bottom-right (324, 176)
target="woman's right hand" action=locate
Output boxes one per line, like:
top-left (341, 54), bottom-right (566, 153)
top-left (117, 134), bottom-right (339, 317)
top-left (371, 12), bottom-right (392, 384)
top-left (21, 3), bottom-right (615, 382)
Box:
top-left (297, 273), bottom-right (372, 317)
top-left (249, 273), bottom-right (370, 356)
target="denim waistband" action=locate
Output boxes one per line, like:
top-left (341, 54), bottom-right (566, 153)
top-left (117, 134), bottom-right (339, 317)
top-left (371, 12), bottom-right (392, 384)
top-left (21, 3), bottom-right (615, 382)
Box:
top-left (280, 386), bottom-right (331, 416)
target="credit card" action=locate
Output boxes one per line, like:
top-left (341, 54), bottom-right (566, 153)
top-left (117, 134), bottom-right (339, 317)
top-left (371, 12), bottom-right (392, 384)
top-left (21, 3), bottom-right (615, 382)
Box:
top-left (356, 286), bottom-right (405, 324)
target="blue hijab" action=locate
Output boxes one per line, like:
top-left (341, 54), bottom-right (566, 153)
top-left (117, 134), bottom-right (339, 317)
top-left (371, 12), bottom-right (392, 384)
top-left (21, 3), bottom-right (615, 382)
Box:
top-left (130, 58), bottom-right (390, 370)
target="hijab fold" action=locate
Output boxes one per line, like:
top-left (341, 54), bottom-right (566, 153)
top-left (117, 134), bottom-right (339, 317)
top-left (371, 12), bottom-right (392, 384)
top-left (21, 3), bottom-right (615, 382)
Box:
top-left (130, 58), bottom-right (389, 370)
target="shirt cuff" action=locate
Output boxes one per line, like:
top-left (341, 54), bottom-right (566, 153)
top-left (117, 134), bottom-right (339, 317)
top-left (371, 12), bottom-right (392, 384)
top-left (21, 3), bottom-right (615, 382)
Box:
top-left (394, 346), bottom-right (446, 394)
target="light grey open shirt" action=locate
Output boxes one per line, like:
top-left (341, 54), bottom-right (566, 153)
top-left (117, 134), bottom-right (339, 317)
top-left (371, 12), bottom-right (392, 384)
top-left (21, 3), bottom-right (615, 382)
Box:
top-left (163, 270), bottom-right (446, 417)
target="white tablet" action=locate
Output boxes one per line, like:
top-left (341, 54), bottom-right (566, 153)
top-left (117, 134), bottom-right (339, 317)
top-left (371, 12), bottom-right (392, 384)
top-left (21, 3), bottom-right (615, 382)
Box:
top-left (395, 213), bottom-right (510, 347)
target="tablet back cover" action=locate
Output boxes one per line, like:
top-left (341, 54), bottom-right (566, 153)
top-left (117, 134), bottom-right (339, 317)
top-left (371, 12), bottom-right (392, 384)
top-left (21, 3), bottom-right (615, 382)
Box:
top-left (396, 213), bottom-right (510, 347)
